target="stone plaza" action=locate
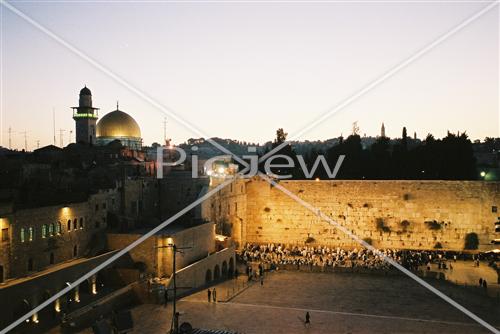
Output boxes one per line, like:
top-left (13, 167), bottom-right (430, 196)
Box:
top-left (91, 269), bottom-right (500, 334)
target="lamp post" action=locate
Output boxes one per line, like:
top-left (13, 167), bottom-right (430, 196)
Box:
top-left (157, 239), bottom-right (191, 334)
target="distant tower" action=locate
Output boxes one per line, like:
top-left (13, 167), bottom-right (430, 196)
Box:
top-left (381, 122), bottom-right (386, 138)
top-left (72, 86), bottom-right (99, 144)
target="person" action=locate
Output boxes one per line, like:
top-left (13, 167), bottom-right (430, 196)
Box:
top-left (212, 288), bottom-right (217, 302)
top-left (164, 289), bottom-right (168, 307)
top-left (483, 280), bottom-right (487, 290)
top-left (479, 278), bottom-right (483, 286)
top-left (260, 276), bottom-right (264, 286)
top-left (305, 311), bottom-right (310, 326)
top-left (207, 289), bottom-right (211, 302)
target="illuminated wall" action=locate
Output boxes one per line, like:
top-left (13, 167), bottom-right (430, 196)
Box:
top-left (206, 178), bottom-right (500, 251)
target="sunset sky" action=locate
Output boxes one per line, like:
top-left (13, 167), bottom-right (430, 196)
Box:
top-left (0, 1), bottom-right (498, 150)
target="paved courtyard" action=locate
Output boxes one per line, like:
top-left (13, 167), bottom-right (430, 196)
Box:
top-left (126, 271), bottom-right (500, 334)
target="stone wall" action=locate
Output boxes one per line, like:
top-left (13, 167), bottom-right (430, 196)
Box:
top-left (166, 247), bottom-right (236, 297)
top-left (0, 251), bottom-right (117, 332)
top-left (0, 196), bottom-right (108, 280)
top-left (107, 222), bottom-right (216, 278)
top-left (205, 178), bottom-right (500, 251)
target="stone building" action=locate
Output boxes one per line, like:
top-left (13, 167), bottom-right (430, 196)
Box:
top-left (0, 192), bottom-right (111, 281)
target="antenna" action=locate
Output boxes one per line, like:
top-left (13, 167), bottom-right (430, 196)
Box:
top-left (59, 129), bottom-right (65, 147)
top-left (19, 131), bottom-right (28, 151)
top-left (36, 140), bottom-right (40, 149)
top-left (53, 108), bottom-right (56, 146)
top-left (163, 117), bottom-right (167, 145)
top-left (8, 126), bottom-right (13, 149)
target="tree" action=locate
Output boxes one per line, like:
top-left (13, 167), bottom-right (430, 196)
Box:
top-left (402, 127), bottom-right (408, 151)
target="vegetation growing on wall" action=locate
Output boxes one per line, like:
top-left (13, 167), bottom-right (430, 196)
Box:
top-left (376, 218), bottom-right (391, 233)
top-left (425, 220), bottom-right (442, 230)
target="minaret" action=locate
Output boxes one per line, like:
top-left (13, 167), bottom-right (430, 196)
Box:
top-left (72, 86), bottom-right (99, 144)
top-left (381, 122), bottom-right (386, 138)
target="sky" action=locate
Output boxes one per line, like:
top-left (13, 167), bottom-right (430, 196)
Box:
top-left (0, 1), bottom-right (498, 150)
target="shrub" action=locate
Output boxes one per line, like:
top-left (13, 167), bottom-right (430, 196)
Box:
top-left (305, 236), bottom-right (316, 244)
top-left (425, 220), bottom-right (442, 230)
top-left (363, 237), bottom-right (373, 245)
top-left (263, 207), bottom-right (271, 212)
top-left (434, 242), bottom-right (443, 249)
top-left (464, 233), bottom-right (479, 250)
top-left (376, 218), bottom-right (391, 233)
top-left (400, 220), bottom-right (411, 230)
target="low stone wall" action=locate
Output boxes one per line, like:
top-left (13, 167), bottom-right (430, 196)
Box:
top-left (166, 247), bottom-right (236, 298)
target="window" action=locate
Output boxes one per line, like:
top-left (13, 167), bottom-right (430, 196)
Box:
top-left (27, 258), bottom-right (34, 271)
top-left (67, 220), bottom-right (72, 231)
top-left (48, 223), bottom-right (54, 236)
top-left (95, 221), bottom-right (100, 229)
top-left (42, 224), bottom-right (47, 238)
top-left (95, 204), bottom-right (99, 212)
top-left (235, 202), bottom-right (238, 214)
top-left (56, 222), bottom-right (62, 235)
top-left (493, 206), bottom-right (498, 213)
top-left (20, 228), bottom-right (25, 243)
top-left (73, 219), bottom-right (77, 230)
top-left (79, 218), bottom-right (84, 229)
top-left (103, 203), bottom-right (107, 210)
top-left (28, 227), bottom-right (34, 241)
top-left (1, 228), bottom-right (8, 242)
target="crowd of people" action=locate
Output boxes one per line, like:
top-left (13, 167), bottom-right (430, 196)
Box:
top-left (238, 243), bottom-right (473, 272)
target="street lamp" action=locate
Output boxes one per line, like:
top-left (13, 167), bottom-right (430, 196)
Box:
top-left (480, 171), bottom-right (486, 178)
top-left (157, 238), bottom-right (191, 334)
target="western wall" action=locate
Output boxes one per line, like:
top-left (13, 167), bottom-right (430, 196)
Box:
top-left (204, 178), bottom-right (500, 251)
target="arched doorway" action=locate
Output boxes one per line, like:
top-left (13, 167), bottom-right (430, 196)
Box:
top-left (214, 265), bottom-right (220, 280)
top-left (13, 299), bottom-right (30, 321)
top-left (80, 278), bottom-right (91, 295)
top-left (40, 289), bottom-right (56, 321)
top-left (222, 261), bottom-right (228, 278)
top-left (0, 265), bottom-right (4, 283)
top-left (229, 257), bottom-right (235, 278)
top-left (205, 269), bottom-right (212, 283)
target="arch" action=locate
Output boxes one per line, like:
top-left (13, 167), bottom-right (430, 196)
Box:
top-left (73, 219), bottom-right (77, 230)
top-left (222, 261), bottom-right (228, 278)
top-left (80, 278), bottom-right (91, 295)
top-left (40, 289), bottom-right (56, 319)
top-left (13, 299), bottom-right (30, 320)
top-left (79, 218), bottom-right (84, 229)
top-left (56, 221), bottom-right (62, 235)
top-left (205, 269), bottom-right (212, 283)
top-left (228, 257), bottom-right (235, 278)
top-left (214, 264), bottom-right (221, 280)
top-left (67, 220), bottom-right (71, 231)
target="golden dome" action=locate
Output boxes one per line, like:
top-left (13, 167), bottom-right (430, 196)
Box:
top-left (96, 109), bottom-right (141, 138)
